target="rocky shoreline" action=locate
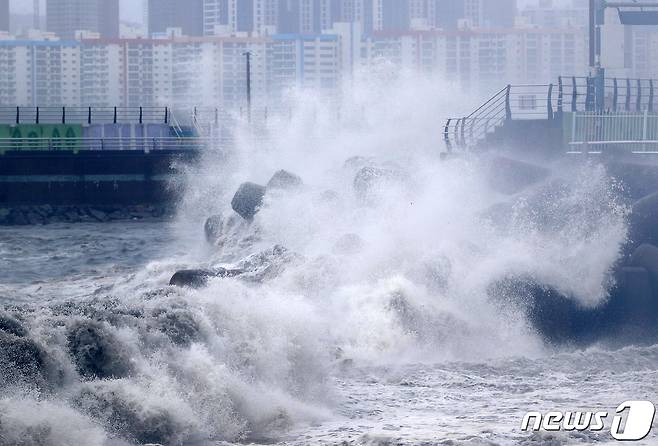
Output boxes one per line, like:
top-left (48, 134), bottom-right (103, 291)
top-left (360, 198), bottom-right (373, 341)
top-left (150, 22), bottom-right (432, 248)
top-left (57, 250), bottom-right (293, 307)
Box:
top-left (0, 204), bottom-right (174, 226)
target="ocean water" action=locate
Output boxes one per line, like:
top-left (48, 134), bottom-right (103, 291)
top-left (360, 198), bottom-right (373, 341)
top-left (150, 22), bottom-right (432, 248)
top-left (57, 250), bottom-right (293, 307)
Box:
top-left (1, 72), bottom-right (658, 445)
top-left (1, 218), bottom-right (657, 446)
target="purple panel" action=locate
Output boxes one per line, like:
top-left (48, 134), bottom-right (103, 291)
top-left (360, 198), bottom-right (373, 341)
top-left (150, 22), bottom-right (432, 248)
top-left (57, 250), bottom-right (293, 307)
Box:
top-left (146, 124), bottom-right (168, 138)
top-left (103, 124), bottom-right (119, 138)
top-left (85, 124), bottom-right (104, 138)
top-left (133, 124), bottom-right (144, 138)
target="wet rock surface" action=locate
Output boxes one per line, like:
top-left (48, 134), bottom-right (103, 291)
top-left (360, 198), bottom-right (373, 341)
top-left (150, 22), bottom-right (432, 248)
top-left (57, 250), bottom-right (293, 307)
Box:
top-left (169, 267), bottom-right (244, 288)
top-left (74, 384), bottom-right (192, 446)
top-left (231, 182), bottom-right (266, 220)
top-left (267, 170), bottom-right (303, 190)
top-left (0, 332), bottom-right (54, 390)
top-left (0, 312), bottom-right (28, 337)
top-left (67, 320), bottom-right (134, 380)
top-left (0, 204), bottom-right (173, 226)
top-left (169, 245), bottom-right (299, 288)
top-left (486, 156), bottom-right (550, 195)
top-left (353, 166), bottom-right (405, 202)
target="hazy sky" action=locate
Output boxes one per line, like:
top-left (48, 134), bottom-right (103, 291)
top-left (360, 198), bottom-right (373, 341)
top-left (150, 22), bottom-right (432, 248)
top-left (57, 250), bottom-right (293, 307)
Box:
top-left (9, 0), bottom-right (146, 24)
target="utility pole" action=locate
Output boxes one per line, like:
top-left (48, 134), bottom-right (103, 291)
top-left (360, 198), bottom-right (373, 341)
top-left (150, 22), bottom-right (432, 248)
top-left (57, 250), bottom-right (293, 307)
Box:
top-left (589, 0), bottom-right (605, 111)
top-left (243, 51), bottom-right (252, 123)
top-left (589, 0), bottom-right (597, 72)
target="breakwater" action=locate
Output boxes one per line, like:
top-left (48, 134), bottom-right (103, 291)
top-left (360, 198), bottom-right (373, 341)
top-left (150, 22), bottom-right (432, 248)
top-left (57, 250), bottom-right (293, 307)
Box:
top-left (0, 204), bottom-right (173, 225)
top-left (0, 149), bottom-right (199, 219)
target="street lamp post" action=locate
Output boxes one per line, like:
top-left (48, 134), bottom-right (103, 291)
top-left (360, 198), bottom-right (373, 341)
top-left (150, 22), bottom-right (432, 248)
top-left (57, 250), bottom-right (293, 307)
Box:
top-left (588, 0), bottom-right (658, 111)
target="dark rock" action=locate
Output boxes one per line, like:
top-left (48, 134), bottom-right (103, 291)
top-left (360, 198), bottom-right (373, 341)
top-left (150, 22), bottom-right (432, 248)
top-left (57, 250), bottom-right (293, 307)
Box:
top-left (387, 291), bottom-right (420, 330)
top-left (409, 256), bottom-right (452, 293)
top-left (204, 214), bottom-right (225, 244)
top-left (353, 166), bottom-right (404, 202)
top-left (40, 204), bottom-right (54, 216)
top-left (488, 277), bottom-right (602, 344)
top-left (169, 267), bottom-right (243, 288)
top-left (108, 210), bottom-right (126, 220)
top-left (0, 313), bottom-right (28, 337)
top-left (267, 170), bottom-right (303, 189)
top-left (65, 211), bottom-right (81, 222)
top-left (234, 245), bottom-right (301, 282)
top-left (488, 278), bottom-right (595, 343)
top-left (480, 202), bottom-right (514, 227)
top-left (129, 211), bottom-right (152, 220)
top-left (0, 205), bottom-right (174, 226)
top-left (604, 159), bottom-right (658, 200)
top-left (482, 179), bottom-right (577, 233)
top-left (629, 192), bottom-right (658, 250)
top-left (88, 208), bottom-right (109, 222)
top-left (231, 182), bottom-right (266, 220)
top-left (67, 320), bottom-right (133, 380)
top-left (608, 266), bottom-right (657, 330)
top-left (155, 309), bottom-right (201, 347)
top-left (152, 206), bottom-right (166, 218)
top-left (0, 332), bottom-right (55, 390)
top-left (343, 156), bottom-right (373, 171)
top-left (490, 273), bottom-right (658, 345)
top-left (169, 269), bottom-right (213, 288)
top-left (75, 386), bottom-right (184, 446)
top-left (486, 156), bottom-right (549, 195)
top-left (629, 244), bottom-right (658, 291)
top-left (318, 190), bottom-right (340, 204)
top-left (9, 210), bottom-right (28, 225)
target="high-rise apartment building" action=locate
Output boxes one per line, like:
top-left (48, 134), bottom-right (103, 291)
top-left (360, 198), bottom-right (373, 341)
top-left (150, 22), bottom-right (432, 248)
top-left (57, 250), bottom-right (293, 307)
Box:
top-left (203, 0), bottom-right (230, 35)
top-left (46, 0), bottom-right (119, 38)
top-left (0, 36), bottom-right (81, 106)
top-left (252, 0), bottom-right (280, 34)
top-left (148, 0), bottom-right (204, 36)
top-left (378, 0), bottom-right (410, 31)
top-left (464, 0), bottom-right (516, 28)
top-left (205, 0), bottom-right (274, 35)
top-left (278, 0), bottom-right (335, 34)
top-left (0, 0), bottom-right (9, 32)
top-left (331, 0), bottom-right (411, 33)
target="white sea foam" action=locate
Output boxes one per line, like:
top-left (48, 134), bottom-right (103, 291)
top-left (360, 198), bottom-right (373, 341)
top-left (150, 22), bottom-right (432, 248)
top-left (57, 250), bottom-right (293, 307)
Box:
top-left (0, 70), bottom-right (632, 445)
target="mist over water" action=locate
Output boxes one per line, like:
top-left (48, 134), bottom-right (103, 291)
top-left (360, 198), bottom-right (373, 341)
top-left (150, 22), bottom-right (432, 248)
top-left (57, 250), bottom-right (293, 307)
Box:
top-left (0, 72), bottom-right (646, 445)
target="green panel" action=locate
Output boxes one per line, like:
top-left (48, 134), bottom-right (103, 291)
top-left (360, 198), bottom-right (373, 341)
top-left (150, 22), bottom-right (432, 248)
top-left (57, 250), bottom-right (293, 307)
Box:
top-left (0, 125), bottom-right (11, 154)
top-left (10, 125), bottom-right (43, 151)
top-left (39, 124), bottom-right (83, 151)
top-left (0, 125), bottom-right (10, 139)
top-left (8, 124), bottom-right (83, 151)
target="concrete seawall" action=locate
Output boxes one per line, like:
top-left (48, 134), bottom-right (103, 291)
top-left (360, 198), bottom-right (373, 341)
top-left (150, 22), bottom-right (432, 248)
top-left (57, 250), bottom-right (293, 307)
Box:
top-left (0, 149), bottom-right (199, 225)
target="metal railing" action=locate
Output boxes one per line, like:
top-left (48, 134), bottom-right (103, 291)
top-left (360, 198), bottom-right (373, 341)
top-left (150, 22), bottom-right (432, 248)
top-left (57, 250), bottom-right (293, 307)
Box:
top-left (444, 83), bottom-right (559, 151)
top-left (601, 77), bottom-right (656, 112)
top-left (0, 137), bottom-right (219, 153)
top-left (567, 111), bottom-right (658, 154)
top-left (0, 106), bottom-right (171, 125)
top-left (445, 76), bottom-right (658, 151)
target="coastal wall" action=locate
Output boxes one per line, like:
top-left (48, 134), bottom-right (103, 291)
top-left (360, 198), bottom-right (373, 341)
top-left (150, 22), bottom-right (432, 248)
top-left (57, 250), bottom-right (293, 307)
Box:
top-left (0, 149), bottom-right (199, 224)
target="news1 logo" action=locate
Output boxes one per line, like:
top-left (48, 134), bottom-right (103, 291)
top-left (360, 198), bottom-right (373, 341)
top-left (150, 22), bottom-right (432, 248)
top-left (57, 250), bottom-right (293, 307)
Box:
top-left (521, 401), bottom-right (656, 441)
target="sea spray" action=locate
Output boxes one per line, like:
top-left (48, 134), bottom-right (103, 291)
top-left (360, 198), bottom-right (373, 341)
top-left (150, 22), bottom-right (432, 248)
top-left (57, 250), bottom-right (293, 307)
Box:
top-left (0, 71), bottom-right (630, 445)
